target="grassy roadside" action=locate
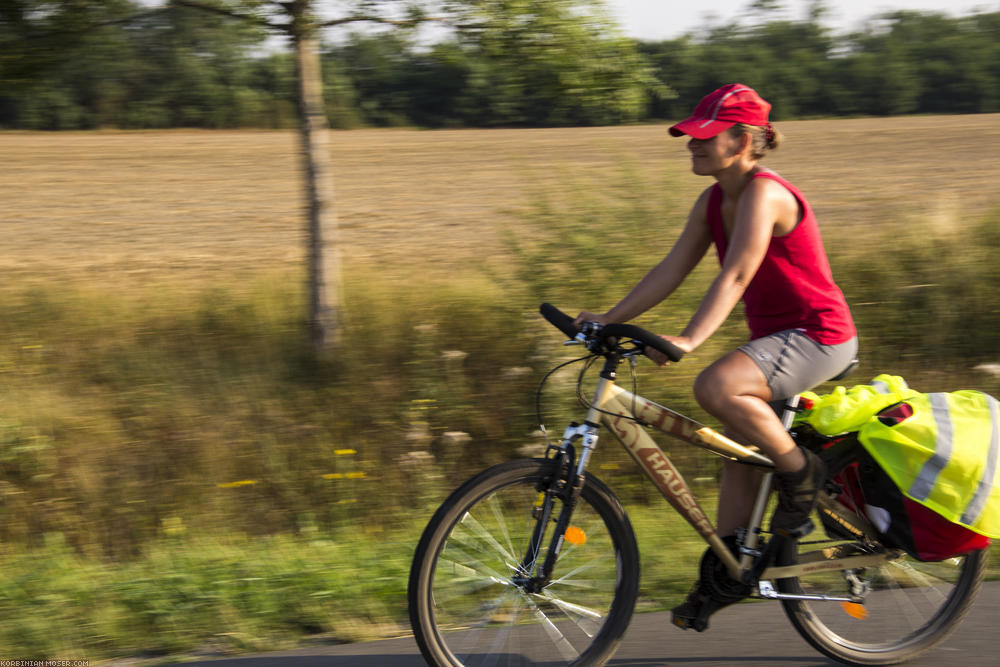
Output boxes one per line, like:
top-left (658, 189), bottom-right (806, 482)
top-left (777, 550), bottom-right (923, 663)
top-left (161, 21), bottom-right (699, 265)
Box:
top-left (3, 495), bottom-right (998, 663)
top-left (0, 501), bottom-right (718, 661)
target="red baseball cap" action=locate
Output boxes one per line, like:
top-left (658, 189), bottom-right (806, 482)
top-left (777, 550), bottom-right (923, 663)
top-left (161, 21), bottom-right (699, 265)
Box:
top-left (669, 84), bottom-right (772, 139)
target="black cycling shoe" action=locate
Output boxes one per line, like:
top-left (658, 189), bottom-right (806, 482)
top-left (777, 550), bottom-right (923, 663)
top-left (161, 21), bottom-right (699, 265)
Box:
top-left (671, 592), bottom-right (715, 631)
top-left (671, 584), bottom-right (736, 632)
top-left (770, 448), bottom-right (826, 538)
top-left (670, 536), bottom-right (750, 632)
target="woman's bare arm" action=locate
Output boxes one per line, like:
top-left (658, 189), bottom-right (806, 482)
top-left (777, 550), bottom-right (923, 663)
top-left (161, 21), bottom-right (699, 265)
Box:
top-left (576, 188), bottom-right (714, 327)
top-left (675, 177), bottom-right (789, 349)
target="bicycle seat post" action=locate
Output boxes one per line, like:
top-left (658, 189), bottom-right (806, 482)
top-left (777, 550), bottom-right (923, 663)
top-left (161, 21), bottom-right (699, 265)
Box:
top-left (780, 395), bottom-right (800, 430)
top-left (739, 395), bottom-right (799, 573)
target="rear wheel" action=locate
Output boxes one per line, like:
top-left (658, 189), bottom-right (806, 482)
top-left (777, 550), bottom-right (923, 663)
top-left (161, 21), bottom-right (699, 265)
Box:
top-left (408, 458), bottom-right (640, 667)
top-left (777, 538), bottom-right (987, 665)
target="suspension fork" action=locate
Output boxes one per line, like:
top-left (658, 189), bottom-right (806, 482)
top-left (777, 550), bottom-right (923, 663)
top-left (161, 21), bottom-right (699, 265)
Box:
top-left (519, 357), bottom-right (619, 590)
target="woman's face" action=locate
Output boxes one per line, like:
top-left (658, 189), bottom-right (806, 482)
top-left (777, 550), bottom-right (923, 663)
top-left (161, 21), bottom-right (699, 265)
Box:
top-left (686, 131), bottom-right (741, 176)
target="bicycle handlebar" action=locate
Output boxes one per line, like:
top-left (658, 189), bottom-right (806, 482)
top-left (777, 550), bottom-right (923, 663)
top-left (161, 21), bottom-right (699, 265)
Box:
top-left (539, 303), bottom-right (685, 363)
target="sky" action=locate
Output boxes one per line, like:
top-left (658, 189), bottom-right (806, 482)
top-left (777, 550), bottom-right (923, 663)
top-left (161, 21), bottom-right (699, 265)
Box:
top-left (604, 0), bottom-right (999, 41)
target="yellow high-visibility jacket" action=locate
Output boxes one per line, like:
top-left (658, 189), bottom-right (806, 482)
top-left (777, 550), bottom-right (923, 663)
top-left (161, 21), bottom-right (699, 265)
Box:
top-left (798, 374), bottom-right (918, 436)
top-left (798, 376), bottom-right (1000, 538)
top-left (859, 390), bottom-right (1000, 538)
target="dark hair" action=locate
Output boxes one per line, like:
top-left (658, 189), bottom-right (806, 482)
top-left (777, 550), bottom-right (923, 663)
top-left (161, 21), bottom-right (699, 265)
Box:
top-left (729, 123), bottom-right (782, 159)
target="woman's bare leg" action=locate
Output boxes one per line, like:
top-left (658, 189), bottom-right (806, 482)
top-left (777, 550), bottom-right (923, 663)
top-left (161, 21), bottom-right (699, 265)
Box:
top-left (693, 349), bottom-right (819, 537)
top-left (693, 349), bottom-right (805, 472)
top-left (716, 459), bottom-right (762, 536)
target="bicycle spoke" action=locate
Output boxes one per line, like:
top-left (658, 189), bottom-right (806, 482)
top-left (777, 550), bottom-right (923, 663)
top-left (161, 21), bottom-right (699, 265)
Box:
top-left (889, 558), bottom-right (956, 592)
top-left (881, 572), bottom-right (928, 634)
top-left (452, 590), bottom-right (524, 666)
top-left (438, 543), bottom-right (512, 583)
top-left (487, 490), bottom-right (523, 562)
top-left (452, 509), bottom-right (518, 564)
top-left (549, 552), bottom-right (616, 587)
top-left (537, 591), bottom-right (605, 637)
top-left (525, 595), bottom-right (582, 662)
top-left (479, 593), bottom-right (528, 666)
top-left (430, 574), bottom-right (508, 609)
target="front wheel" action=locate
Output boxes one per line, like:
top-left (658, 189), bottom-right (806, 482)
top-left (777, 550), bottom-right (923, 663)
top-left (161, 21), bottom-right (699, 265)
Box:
top-left (777, 538), bottom-right (987, 665)
top-left (408, 458), bottom-right (640, 667)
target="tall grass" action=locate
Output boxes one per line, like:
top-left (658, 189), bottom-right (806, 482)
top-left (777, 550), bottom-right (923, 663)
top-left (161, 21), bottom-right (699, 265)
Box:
top-left (1, 177), bottom-right (999, 660)
top-left (0, 272), bottom-right (554, 560)
top-left (838, 207), bottom-right (1000, 393)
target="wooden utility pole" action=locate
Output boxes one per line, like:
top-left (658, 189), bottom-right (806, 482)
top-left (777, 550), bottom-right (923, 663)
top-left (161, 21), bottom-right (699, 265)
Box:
top-left (292, 10), bottom-right (342, 348)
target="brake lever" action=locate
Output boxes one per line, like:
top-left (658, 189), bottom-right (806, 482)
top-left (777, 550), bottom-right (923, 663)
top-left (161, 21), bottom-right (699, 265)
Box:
top-left (622, 341), bottom-right (647, 358)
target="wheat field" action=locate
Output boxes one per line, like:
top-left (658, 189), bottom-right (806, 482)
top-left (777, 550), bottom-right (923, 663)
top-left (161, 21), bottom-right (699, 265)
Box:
top-left (4, 115), bottom-right (999, 288)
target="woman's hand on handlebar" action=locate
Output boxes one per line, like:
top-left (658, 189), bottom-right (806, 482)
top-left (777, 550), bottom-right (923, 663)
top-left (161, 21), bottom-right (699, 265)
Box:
top-left (572, 309), bottom-right (691, 364)
top-left (573, 311), bottom-right (612, 328)
top-left (645, 334), bottom-right (694, 366)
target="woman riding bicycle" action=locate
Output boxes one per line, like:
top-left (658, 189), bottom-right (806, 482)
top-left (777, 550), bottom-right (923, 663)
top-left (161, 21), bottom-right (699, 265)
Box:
top-left (574, 83), bottom-right (858, 630)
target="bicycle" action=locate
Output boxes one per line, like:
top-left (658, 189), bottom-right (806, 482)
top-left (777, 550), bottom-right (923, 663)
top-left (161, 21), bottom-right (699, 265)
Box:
top-left (408, 303), bottom-right (988, 666)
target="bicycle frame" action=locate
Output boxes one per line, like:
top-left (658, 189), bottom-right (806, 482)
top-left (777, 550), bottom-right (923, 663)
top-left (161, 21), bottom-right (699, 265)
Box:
top-left (565, 368), bottom-right (894, 586)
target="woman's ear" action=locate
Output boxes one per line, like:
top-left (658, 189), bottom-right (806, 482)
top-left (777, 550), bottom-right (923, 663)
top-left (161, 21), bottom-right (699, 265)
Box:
top-left (722, 129), bottom-right (753, 157)
top-left (736, 130), bottom-right (753, 155)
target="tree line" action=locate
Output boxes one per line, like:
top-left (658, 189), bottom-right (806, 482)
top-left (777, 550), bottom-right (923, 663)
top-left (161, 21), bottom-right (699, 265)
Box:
top-left (2, 2), bottom-right (998, 131)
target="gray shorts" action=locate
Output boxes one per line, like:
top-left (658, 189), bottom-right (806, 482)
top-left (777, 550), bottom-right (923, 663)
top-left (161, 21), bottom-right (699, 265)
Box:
top-left (739, 330), bottom-right (859, 403)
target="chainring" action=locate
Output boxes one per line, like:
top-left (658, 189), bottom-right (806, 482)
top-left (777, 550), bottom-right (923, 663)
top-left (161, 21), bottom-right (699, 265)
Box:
top-left (699, 542), bottom-right (753, 603)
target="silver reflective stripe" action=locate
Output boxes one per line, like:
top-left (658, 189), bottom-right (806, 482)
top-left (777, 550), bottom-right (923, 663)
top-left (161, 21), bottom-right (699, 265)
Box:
top-left (698, 88), bottom-right (751, 128)
top-left (961, 395), bottom-right (999, 525)
top-left (909, 393), bottom-right (954, 501)
top-left (872, 380), bottom-right (890, 394)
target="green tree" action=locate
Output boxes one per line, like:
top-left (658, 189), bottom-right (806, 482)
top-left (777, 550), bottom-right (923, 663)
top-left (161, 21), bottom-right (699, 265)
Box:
top-left (116, 6), bottom-right (269, 128)
top-left (0, 0), bottom-right (142, 128)
top-left (638, 2), bottom-right (836, 120)
top-left (447, 0), bottom-right (668, 126)
top-left (327, 32), bottom-right (415, 127)
top-left (247, 52), bottom-right (299, 127)
top-left (882, 11), bottom-right (994, 114)
top-left (0, 2), bottom-right (271, 129)
top-left (403, 40), bottom-right (475, 127)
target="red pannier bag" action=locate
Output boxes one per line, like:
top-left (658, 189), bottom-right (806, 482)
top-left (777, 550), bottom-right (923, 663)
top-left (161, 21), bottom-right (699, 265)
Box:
top-left (828, 452), bottom-right (989, 562)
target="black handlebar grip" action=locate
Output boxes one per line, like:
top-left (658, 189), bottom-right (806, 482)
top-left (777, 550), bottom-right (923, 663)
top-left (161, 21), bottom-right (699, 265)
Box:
top-left (602, 323), bottom-right (685, 363)
top-left (538, 303), bottom-right (684, 363)
top-left (539, 303), bottom-right (580, 340)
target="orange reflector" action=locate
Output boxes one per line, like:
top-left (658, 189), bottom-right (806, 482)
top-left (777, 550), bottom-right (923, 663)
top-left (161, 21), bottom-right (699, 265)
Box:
top-left (564, 526), bottom-right (587, 546)
top-left (841, 601), bottom-right (868, 619)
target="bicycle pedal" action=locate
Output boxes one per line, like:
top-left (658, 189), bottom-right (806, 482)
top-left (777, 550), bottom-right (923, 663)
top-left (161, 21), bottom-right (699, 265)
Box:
top-left (670, 614), bottom-right (691, 630)
top-left (670, 611), bottom-right (709, 633)
top-left (670, 593), bottom-right (724, 633)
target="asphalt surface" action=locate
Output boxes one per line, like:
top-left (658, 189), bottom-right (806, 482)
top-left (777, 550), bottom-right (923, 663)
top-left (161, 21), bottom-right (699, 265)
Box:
top-left (163, 582), bottom-right (1000, 666)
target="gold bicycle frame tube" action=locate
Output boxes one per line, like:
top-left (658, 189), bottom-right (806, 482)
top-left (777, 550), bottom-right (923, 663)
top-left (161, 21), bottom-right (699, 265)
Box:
top-left (589, 379), bottom-right (776, 579)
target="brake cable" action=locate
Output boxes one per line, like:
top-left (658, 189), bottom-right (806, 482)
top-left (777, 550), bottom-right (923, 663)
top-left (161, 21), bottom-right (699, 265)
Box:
top-left (534, 336), bottom-right (650, 451)
top-left (534, 353), bottom-right (594, 448)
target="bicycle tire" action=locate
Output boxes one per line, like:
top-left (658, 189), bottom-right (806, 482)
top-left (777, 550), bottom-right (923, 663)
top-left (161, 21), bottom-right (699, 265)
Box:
top-left (408, 458), bottom-right (640, 667)
top-left (776, 536), bottom-right (987, 665)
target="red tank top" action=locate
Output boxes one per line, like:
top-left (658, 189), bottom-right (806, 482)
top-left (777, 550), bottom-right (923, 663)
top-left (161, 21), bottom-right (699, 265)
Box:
top-left (706, 170), bottom-right (856, 344)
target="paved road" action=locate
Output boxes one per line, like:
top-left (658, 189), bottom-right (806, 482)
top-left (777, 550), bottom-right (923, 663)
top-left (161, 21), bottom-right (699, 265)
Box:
top-left (164, 582), bottom-right (1000, 666)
